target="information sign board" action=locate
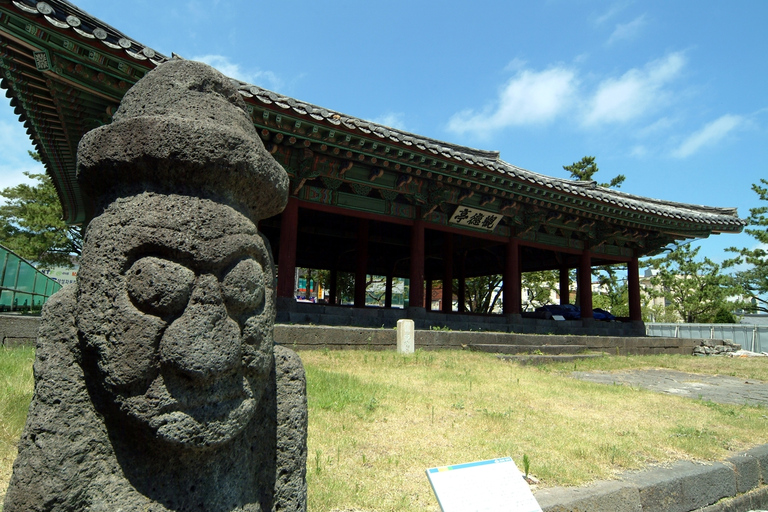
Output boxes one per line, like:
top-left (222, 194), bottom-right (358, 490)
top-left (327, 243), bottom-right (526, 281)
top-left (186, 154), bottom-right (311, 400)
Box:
top-left (426, 457), bottom-right (542, 512)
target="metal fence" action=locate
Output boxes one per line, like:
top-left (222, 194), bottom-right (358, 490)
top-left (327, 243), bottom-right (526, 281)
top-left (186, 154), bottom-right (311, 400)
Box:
top-left (0, 245), bottom-right (63, 312)
top-left (646, 323), bottom-right (768, 353)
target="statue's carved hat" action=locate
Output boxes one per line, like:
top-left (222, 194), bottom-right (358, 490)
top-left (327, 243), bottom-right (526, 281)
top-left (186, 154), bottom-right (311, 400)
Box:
top-left (76, 59), bottom-right (288, 220)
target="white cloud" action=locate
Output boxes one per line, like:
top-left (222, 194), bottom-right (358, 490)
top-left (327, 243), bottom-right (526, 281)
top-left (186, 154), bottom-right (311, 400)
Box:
top-left (447, 67), bottom-right (577, 136)
top-left (672, 114), bottom-right (744, 158)
top-left (0, 119), bottom-right (33, 153)
top-left (444, 52), bottom-right (695, 139)
top-left (593, 1), bottom-right (633, 26)
top-left (573, 53), bottom-right (590, 65)
top-left (192, 54), bottom-right (283, 91)
top-left (0, 166), bottom-right (42, 199)
top-left (371, 112), bottom-right (407, 131)
top-left (636, 116), bottom-right (677, 138)
top-left (0, 120), bottom-right (45, 199)
top-left (503, 58), bottom-right (527, 73)
top-left (607, 14), bottom-right (647, 45)
top-left (583, 52), bottom-right (685, 126)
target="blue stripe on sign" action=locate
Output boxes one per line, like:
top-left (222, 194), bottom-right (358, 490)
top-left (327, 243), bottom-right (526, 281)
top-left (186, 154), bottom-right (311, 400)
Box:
top-left (427, 457), bottom-right (512, 473)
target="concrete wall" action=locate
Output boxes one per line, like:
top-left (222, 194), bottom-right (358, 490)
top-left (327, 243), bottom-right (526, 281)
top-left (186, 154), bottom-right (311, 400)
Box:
top-left (0, 314), bottom-right (41, 347)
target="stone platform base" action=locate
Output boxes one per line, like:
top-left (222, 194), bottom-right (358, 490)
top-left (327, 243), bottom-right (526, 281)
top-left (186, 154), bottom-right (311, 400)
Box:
top-left (274, 324), bottom-right (704, 356)
top-left (277, 298), bottom-right (646, 337)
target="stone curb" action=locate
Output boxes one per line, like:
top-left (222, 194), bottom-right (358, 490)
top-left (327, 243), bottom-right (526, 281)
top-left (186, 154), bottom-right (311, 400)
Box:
top-left (533, 445), bottom-right (768, 512)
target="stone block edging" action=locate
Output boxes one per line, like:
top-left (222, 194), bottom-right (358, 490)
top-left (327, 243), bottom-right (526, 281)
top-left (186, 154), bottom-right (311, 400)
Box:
top-left (534, 445), bottom-right (768, 512)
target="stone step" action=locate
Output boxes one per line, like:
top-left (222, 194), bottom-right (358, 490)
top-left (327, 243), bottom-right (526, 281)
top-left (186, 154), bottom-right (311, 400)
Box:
top-left (498, 353), bottom-right (607, 365)
top-left (470, 344), bottom-right (588, 355)
top-left (463, 335), bottom-right (597, 347)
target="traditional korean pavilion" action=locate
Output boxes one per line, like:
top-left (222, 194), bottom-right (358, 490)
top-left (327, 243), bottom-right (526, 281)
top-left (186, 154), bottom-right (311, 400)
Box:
top-left (0, 0), bottom-right (745, 334)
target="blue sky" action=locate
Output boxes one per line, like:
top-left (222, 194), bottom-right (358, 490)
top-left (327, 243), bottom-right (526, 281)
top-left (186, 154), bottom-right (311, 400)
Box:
top-left (1, 1), bottom-right (766, 267)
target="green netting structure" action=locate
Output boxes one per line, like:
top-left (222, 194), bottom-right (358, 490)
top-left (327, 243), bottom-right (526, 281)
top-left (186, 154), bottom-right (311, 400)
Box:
top-left (0, 244), bottom-right (64, 312)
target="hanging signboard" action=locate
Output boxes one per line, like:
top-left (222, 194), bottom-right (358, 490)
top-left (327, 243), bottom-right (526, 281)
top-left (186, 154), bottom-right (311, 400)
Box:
top-left (449, 206), bottom-right (502, 232)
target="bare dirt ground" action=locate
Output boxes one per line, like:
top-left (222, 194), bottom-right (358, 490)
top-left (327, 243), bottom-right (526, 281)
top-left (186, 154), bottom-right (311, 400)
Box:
top-left (572, 368), bottom-right (768, 406)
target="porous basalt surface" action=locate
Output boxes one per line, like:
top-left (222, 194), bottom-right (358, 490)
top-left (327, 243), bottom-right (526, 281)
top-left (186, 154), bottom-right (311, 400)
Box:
top-left (4, 59), bottom-right (306, 512)
top-left (77, 58), bottom-right (288, 221)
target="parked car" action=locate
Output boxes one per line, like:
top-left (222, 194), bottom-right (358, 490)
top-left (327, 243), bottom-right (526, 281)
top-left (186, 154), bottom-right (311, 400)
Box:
top-left (535, 304), bottom-right (581, 320)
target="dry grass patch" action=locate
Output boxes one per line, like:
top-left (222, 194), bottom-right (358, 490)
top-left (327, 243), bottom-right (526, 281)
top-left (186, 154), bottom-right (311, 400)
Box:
top-left (302, 349), bottom-right (768, 512)
top-left (0, 346), bottom-right (34, 506)
top-left (3, 346), bottom-right (768, 512)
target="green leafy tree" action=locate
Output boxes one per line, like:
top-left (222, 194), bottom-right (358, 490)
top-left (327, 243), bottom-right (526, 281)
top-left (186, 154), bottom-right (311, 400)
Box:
top-left (463, 275), bottom-right (503, 313)
top-left (521, 270), bottom-right (559, 311)
top-left (564, 156), bottom-right (626, 189)
top-left (364, 275), bottom-right (388, 305)
top-left (311, 268), bottom-right (391, 305)
top-left (563, 156), bottom-right (629, 314)
top-left (713, 308), bottom-right (737, 323)
top-left (303, 268), bottom-right (354, 303)
top-left (644, 302), bottom-right (680, 323)
top-left (724, 179), bottom-right (768, 313)
top-left (646, 244), bottom-right (746, 323)
top-left (592, 265), bottom-right (629, 317)
top-left (0, 152), bottom-right (81, 267)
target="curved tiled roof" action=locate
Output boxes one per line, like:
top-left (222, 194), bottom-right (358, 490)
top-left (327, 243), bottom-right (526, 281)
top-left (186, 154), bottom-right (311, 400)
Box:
top-left (2, 0), bottom-right (745, 236)
top-left (233, 80), bottom-right (744, 231)
top-left (10, 0), bottom-right (168, 65)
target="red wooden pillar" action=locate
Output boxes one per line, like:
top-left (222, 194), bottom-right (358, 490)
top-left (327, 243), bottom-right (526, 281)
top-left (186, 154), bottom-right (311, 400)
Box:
top-left (426, 279), bottom-right (433, 310)
top-left (354, 219), bottom-right (369, 308)
top-left (385, 273), bottom-right (393, 308)
top-left (503, 238), bottom-right (521, 315)
top-left (277, 197), bottom-right (299, 299)
top-left (578, 250), bottom-right (593, 320)
top-left (442, 233), bottom-right (454, 313)
top-left (409, 216), bottom-right (425, 309)
top-left (559, 266), bottom-right (570, 305)
top-left (628, 256), bottom-right (642, 322)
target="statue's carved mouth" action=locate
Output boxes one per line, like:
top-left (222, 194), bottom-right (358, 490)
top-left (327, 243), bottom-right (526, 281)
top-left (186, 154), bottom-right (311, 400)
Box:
top-left (160, 373), bottom-right (255, 411)
top-left (117, 373), bottom-right (260, 448)
top-left (151, 396), bottom-right (258, 448)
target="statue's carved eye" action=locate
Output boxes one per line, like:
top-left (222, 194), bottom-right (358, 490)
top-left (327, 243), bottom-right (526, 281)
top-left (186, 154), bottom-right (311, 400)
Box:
top-left (126, 256), bottom-right (195, 316)
top-left (221, 258), bottom-right (265, 316)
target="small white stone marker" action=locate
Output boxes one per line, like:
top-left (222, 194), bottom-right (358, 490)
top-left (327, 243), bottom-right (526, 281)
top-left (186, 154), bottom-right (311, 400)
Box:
top-left (397, 319), bottom-right (415, 354)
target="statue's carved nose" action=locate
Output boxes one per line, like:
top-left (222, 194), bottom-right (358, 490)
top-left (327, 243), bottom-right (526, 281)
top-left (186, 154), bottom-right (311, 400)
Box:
top-left (159, 274), bottom-right (241, 381)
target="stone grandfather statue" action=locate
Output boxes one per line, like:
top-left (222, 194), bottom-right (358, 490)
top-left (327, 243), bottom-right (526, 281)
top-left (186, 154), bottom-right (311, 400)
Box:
top-left (4, 60), bottom-right (307, 511)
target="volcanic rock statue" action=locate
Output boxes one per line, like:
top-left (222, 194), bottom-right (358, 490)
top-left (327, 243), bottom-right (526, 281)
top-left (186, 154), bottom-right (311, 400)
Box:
top-left (4, 60), bottom-right (307, 511)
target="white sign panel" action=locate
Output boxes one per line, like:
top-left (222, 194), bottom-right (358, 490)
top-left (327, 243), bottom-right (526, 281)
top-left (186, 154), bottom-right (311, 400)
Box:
top-left (449, 206), bottom-right (502, 232)
top-left (39, 266), bottom-right (79, 287)
top-left (426, 457), bottom-right (542, 512)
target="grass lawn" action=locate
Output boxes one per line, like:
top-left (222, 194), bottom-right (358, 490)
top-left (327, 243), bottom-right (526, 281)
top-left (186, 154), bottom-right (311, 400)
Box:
top-left (3, 345), bottom-right (768, 511)
top-left (0, 345), bottom-right (33, 509)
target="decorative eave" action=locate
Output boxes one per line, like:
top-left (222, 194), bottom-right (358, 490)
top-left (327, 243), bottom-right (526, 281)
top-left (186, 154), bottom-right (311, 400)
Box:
top-left (0, 0), bottom-right (746, 260)
top-left (238, 82), bottom-right (744, 232)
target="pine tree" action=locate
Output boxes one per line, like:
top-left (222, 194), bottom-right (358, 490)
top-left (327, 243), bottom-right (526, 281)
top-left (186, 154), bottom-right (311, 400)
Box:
top-left (0, 152), bottom-right (81, 267)
top-left (563, 156), bottom-right (626, 189)
top-left (725, 179), bottom-right (768, 312)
